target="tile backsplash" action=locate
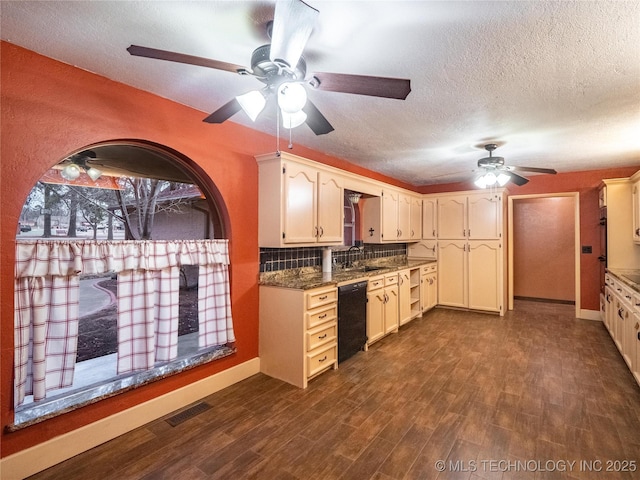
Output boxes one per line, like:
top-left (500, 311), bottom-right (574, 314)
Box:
top-left (259, 244), bottom-right (407, 273)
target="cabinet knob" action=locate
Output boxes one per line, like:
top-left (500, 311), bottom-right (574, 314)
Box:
top-left (319, 226), bottom-right (324, 237)
top-left (318, 356), bottom-right (327, 362)
top-left (635, 322), bottom-right (639, 330)
top-left (433, 229), bottom-right (436, 237)
top-left (319, 333), bottom-right (327, 339)
top-left (319, 295), bottom-right (328, 300)
top-left (319, 313), bottom-right (327, 319)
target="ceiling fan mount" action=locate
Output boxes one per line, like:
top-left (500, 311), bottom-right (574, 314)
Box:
top-left (244, 44), bottom-right (307, 87)
top-left (477, 143), bottom-right (505, 169)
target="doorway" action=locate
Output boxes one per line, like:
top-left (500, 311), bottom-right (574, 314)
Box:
top-left (507, 193), bottom-right (581, 317)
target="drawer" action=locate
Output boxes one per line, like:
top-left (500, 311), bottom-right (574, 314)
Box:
top-left (384, 273), bottom-right (398, 286)
top-left (368, 275), bottom-right (384, 291)
top-left (306, 303), bottom-right (338, 329)
top-left (306, 321), bottom-right (337, 351)
top-left (306, 287), bottom-right (337, 310)
top-left (422, 264), bottom-right (437, 274)
top-left (307, 344), bottom-right (337, 377)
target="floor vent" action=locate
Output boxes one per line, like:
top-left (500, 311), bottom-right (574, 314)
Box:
top-left (165, 402), bottom-right (211, 427)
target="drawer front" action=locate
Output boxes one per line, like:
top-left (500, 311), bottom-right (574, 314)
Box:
top-left (306, 304), bottom-right (338, 329)
top-left (307, 344), bottom-right (337, 377)
top-left (306, 287), bottom-right (338, 310)
top-left (384, 273), bottom-right (398, 286)
top-left (368, 275), bottom-right (384, 291)
top-left (307, 322), bottom-right (337, 351)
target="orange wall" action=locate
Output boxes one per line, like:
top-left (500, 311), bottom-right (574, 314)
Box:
top-left (419, 166), bottom-right (640, 311)
top-left (513, 197), bottom-right (576, 301)
top-left (0, 42), bottom-right (414, 457)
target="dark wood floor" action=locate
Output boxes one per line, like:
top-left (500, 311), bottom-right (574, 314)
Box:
top-left (30, 301), bottom-right (640, 480)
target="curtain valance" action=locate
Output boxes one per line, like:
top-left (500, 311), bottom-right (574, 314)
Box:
top-left (15, 239), bottom-right (230, 278)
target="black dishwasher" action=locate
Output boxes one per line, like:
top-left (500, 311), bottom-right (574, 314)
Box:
top-left (338, 281), bottom-right (368, 363)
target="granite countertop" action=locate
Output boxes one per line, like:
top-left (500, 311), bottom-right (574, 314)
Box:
top-left (260, 259), bottom-right (437, 290)
top-left (606, 268), bottom-right (640, 294)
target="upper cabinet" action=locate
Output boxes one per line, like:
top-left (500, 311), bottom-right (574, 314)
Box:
top-left (257, 153), bottom-right (344, 247)
top-left (631, 171), bottom-right (640, 244)
top-left (437, 191), bottom-right (504, 240)
top-left (422, 196), bottom-right (438, 239)
top-left (362, 189), bottom-right (422, 243)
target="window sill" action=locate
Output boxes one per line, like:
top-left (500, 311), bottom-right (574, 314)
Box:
top-left (7, 344), bottom-right (236, 432)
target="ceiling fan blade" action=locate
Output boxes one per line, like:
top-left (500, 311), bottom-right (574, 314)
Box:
top-left (303, 99), bottom-right (334, 135)
top-left (310, 72), bottom-right (411, 100)
top-left (508, 165), bottom-right (558, 175)
top-left (269, 0), bottom-right (319, 69)
top-left (127, 45), bottom-right (246, 74)
top-left (506, 171), bottom-right (530, 186)
top-left (203, 98), bottom-right (242, 124)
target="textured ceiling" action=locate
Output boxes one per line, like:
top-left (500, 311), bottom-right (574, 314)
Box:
top-left (2, 1), bottom-right (639, 186)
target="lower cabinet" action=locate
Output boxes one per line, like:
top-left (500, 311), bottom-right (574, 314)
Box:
top-left (420, 263), bottom-right (437, 312)
top-left (603, 273), bottom-right (640, 388)
top-left (367, 273), bottom-right (399, 345)
top-left (259, 285), bottom-right (338, 388)
top-left (438, 240), bottom-right (503, 314)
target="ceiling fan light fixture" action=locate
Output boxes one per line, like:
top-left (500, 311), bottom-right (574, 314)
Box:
top-left (236, 90), bottom-right (266, 122)
top-left (496, 172), bottom-right (510, 187)
top-left (282, 109), bottom-right (307, 129)
top-left (86, 166), bottom-right (103, 181)
top-left (277, 82), bottom-right (307, 113)
top-left (60, 163), bottom-right (81, 181)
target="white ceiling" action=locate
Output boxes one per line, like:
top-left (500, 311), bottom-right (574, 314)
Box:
top-left (2, 1), bottom-right (639, 186)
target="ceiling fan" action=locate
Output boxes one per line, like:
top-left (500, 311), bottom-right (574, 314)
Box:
top-left (474, 144), bottom-right (557, 187)
top-left (126, 0), bottom-right (411, 135)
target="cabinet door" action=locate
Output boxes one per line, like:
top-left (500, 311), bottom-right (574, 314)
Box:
top-left (422, 197), bottom-right (437, 239)
top-left (283, 163), bottom-right (317, 243)
top-left (367, 290), bottom-right (385, 344)
top-left (468, 193), bottom-right (502, 239)
top-left (384, 285), bottom-right (399, 333)
top-left (468, 241), bottom-right (502, 313)
top-left (382, 190), bottom-right (400, 241)
top-left (632, 312), bottom-right (640, 383)
top-left (317, 171), bottom-right (344, 243)
top-left (437, 240), bottom-right (467, 308)
top-left (633, 182), bottom-right (640, 243)
top-left (409, 196), bottom-right (422, 240)
top-left (397, 194), bottom-right (412, 241)
top-left (427, 273), bottom-right (437, 310)
top-left (398, 269), bottom-right (412, 325)
top-left (438, 195), bottom-right (466, 239)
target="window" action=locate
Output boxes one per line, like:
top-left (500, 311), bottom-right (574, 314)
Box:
top-left (13, 143), bottom-right (234, 427)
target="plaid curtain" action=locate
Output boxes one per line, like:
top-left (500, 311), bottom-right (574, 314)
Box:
top-left (198, 263), bottom-right (235, 348)
top-left (116, 267), bottom-right (179, 374)
top-left (14, 239), bottom-right (233, 407)
top-left (14, 275), bottom-right (80, 405)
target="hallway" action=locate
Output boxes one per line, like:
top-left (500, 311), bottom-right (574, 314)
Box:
top-left (29, 301), bottom-right (640, 479)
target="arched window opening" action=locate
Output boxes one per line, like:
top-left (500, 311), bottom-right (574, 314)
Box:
top-left (13, 142), bottom-right (234, 428)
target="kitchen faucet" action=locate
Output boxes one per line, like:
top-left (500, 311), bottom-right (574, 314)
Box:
top-left (346, 245), bottom-right (363, 268)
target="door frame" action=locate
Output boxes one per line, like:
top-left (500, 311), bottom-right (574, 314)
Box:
top-left (507, 192), bottom-right (581, 318)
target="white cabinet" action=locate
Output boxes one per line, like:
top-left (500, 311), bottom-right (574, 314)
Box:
top-left (399, 268), bottom-right (422, 325)
top-left (420, 263), bottom-right (437, 312)
top-left (632, 176), bottom-right (640, 243)
top-left (603, 273), bottom-right (640, 388)
top-left (398, 269), bottom-right (412, 325)
top-left (410, 196), bottom-right (423, 241)
top-left (468, 241), bottom-right (503, 312)
top-left (259, 285), bottom-right (338, 388)
top-left (257, 152), bottom-right (343, 247)
top-left (437, 191), bottom-right (504, 240)
top-left (362, 190), bottom-right (421, 243)
top-left (601, 179), bottom-right (640, 269)
top-left (366, 273), bottom-right (399, 345)
top-left (438, 240), bottom-right (503, 314)
top-left (422, 196), bottom-right (438, 239)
